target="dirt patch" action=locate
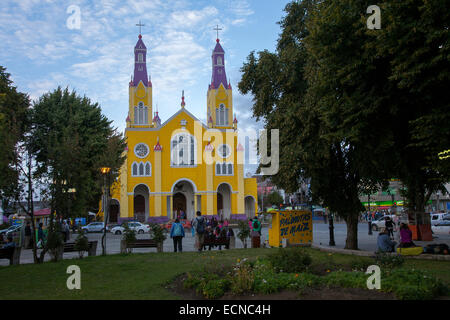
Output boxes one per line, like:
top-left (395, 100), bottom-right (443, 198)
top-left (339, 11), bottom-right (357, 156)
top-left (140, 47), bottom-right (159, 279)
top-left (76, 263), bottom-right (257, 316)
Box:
top-left (167, 273), bottom-right (397, 300)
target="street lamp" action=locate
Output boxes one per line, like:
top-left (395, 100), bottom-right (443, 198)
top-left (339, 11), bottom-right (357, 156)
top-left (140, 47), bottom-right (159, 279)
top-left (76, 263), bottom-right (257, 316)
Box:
top-left (100, 167), bottom-right (111, 256)
top-left (328, 210), bottom-right (335, 246)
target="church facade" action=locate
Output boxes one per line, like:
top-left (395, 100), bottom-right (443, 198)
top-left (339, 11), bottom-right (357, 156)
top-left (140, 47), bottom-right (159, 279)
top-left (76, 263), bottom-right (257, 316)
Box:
top-left (108, 32), bottom-right (257, 223)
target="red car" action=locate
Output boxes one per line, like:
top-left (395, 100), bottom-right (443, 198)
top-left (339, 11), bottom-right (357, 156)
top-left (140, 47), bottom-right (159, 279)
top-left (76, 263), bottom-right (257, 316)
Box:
top-left (164, 220), bottom-right (191, 231)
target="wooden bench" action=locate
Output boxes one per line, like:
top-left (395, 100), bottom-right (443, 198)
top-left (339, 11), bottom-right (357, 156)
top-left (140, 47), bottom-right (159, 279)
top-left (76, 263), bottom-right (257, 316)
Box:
top-left (62, 241), bottom-right (98, 257)
top-left (0, 246), bottom-right (21, 265)
top-left (120, 239), bottom-right (162, 253)
top-left (203, 235), bottom-right (230, 250)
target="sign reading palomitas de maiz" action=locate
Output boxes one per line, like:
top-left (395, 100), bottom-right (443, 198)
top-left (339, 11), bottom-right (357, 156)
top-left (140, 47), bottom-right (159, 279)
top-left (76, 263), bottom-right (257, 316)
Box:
top-left (268, 210), bottom-right (312, 247)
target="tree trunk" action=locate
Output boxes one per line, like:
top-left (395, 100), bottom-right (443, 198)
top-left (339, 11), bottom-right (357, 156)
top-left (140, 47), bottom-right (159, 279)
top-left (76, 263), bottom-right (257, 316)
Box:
top-left (344, 213), bottom-right (359, 250)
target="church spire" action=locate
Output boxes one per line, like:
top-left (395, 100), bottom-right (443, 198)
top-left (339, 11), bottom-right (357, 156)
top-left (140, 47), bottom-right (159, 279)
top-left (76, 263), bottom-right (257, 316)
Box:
top-left (132, 32), bottom-right (150, 87)
top-left (211, 26), bottom-right (227, 89)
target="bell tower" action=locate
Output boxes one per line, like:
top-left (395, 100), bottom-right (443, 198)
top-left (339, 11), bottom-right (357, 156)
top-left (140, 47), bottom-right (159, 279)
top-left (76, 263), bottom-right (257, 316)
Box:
top-left (207, 26), bottom-right (234, 129)
top-left (127, 23), bottom-right (153, 128)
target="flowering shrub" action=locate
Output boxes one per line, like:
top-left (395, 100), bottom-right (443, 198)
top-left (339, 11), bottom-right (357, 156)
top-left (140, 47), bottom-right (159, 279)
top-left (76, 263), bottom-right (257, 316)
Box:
top-left (267, 248), bottom-right (312, 273)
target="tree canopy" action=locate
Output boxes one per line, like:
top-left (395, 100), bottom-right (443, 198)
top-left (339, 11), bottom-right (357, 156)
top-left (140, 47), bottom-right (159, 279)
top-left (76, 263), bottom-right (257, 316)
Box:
top-left (0, 66), bottom-right (30, 211)
top-left (30, 87), bottom-right (126, 218)
top-left (239, 0), bottom-right (450, 248)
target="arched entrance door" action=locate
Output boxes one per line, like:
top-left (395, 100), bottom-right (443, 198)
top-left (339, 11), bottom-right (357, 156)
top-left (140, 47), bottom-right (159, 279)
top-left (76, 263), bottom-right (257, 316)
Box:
top-left (245, 196), bottom-right (256, 218)
top-left (134, 184), bottom-right (149, 222)
top-left (173, 193), bottom-right (186, 219)
top-left (171, 180), bottom-right (196, 221)
top-left (109, 199), bottom-right (120, 223)
top-left (217, 183), bottom-right (231, 220)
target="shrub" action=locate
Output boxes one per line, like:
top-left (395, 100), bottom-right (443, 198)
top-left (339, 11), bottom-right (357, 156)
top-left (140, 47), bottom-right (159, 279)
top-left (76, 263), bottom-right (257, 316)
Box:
top-left (149, 223), bottom-right (167, 244)
top-left (382, 268), bottom-right (448, 300)
top-left (201, 279), bottom-right (230, 299)
top-left (74, 229), bottom-right (89, 258)
top-left (322, 271), bottom-right (368, 289)
top-left (237, 220), bottom-right (250, 248)
top-left (267, 248), bottom-right (312, 273)
top-left (374, 252), bottom-right (404, 269)
top-left (230, 259), bottom-right (254, 294)
top-left (122, 223), bottom-right (136, 253)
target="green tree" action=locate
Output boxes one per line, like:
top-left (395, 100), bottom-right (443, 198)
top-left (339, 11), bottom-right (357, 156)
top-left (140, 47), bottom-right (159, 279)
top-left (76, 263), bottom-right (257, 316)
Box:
top-left (239, 0), bottom-right (381, 249)
top-left (266, 191), bottom-right (283, 207)
top-left (30, 87), bottom-right (126, 220)
top-left (0, 66), bottom-right (30, 210)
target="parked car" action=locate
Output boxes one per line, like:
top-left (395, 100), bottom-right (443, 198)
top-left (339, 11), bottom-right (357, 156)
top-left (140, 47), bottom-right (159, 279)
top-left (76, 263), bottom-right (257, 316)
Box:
top-left (110, 222), bottom-right (149, 235)
top-left (81, 222), bottom-right (107, 233)
top-left (430, 213), bottom-right (448, 226)
top-left (0, 225), bottom-right (20, 235)
top-left (371, 215), bottom-right (397, 231)
top-left (431, 220), bottom-right (450, 235)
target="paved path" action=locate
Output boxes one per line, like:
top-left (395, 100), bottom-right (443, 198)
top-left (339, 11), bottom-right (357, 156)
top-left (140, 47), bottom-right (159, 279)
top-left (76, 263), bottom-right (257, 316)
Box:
top-left (2, 222), bottom-right (449, 266)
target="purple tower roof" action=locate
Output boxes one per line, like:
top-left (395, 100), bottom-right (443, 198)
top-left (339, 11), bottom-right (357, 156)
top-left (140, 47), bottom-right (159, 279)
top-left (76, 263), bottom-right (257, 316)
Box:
top-left (132, 35), bottom-right (150, 87)
top-left (211, 39), bottom-right (228, 89)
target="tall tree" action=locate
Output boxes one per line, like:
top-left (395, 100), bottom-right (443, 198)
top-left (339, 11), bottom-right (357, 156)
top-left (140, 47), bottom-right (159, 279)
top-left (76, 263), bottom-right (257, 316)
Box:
top-left (0, 66), bottom-right (30, 211)
top-left (30, 87), bottom-right (126, 220)
top-left (239, 0), bottom-right (385, 249)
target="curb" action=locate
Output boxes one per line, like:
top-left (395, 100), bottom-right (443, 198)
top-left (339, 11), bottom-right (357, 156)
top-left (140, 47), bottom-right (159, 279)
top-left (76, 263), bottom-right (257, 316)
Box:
top-left (311, 244), bottom-right (450, 261)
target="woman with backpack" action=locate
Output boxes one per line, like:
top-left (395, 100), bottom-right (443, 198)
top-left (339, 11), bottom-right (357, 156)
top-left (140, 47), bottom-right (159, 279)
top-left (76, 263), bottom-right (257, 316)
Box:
top-left (170, 218), bottom-right (185, 252)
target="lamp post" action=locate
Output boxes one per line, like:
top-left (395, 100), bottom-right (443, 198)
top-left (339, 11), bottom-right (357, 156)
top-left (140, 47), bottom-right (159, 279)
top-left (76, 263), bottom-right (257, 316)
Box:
top-left (328, 210), bottom-right (335, 246)
top-left (100, 167), bottom-right (111, 256)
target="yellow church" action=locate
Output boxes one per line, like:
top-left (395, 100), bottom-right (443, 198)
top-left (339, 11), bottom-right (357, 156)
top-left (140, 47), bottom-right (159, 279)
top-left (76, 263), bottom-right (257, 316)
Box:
top-left (106, 31), bottom-right (258, 224)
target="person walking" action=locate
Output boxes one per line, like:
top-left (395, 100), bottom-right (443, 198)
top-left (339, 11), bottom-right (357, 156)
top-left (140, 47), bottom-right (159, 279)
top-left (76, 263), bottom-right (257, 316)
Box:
top-left (385, 216), bottom-right (394, 240)
top-left (24, 221), bottom-right (32, 249)
top-left (170, 218), bottom-right (185, 252)
top-left (192, 211), bottom-right (206, 252)
top-left (37, 223), bottom-right (45, 248)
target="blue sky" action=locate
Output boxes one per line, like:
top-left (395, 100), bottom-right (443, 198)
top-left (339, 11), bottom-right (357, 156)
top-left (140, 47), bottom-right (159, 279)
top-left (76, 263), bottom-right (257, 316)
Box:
top-left (0, 0), bottom-right (292, 175)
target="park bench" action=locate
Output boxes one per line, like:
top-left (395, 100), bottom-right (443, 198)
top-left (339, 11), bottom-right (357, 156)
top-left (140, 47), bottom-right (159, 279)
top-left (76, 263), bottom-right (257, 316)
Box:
top-left (203, 235), bottom-right (230, 250)
top-left (0, 246), bottom-right (21, 265)
top-left (62, 241), bottom-right (98, 257)
top-left (120, 239), bottom-right (162, 253)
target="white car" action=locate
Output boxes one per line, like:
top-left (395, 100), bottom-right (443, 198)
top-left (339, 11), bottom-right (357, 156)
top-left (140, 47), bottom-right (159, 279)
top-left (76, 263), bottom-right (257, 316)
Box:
top-left (431, 221), bottom-right (450, 235)
top-left (371, 215), bottom-right (397, 231)
top-left (430, 213), bottom-right (448, 226)
top-left (110, 222), bottom-right (150, 235)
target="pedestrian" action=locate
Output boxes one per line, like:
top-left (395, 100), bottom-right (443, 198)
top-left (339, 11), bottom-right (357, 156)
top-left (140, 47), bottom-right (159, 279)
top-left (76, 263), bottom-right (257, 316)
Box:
top-left (62, 220), bottom-right (70, 242)
top-left (377, 228), bottom-right (397, 253)
top-left (368, 213), bottom-right (373, 235)
top-left (192, 211), bottom-right (206, 252)
top-left (170, 218), bottom-right (185, 252)
top-left (248, 218), bottom-right (253, 232)
top-left (323, 212), bottom-right (327, 224)
top-left (398, 223), bottom-right (415, 248)
top-left (24, 221), bottom-right (32, 249)
top-left (251, 216), bottom-right (262, 248)
top-left (37, 223), bottom-right (45, 248)
top-left (223, 219), bottom-right (229, 228)
top-left (385, 216), bottom-right (394, 239)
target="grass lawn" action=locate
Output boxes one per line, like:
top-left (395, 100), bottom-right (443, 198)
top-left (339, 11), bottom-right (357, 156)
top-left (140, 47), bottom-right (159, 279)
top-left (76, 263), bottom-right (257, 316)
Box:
top-left (0, 248), bottom-right (448, 299)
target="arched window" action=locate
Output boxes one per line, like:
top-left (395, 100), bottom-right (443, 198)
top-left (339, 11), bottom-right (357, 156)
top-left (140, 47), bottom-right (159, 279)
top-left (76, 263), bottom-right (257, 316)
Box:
top-left (145, 162), bottom-right (151, 176)
top-left (138, 53), bottom-right (143, 62)
top-left (216, 163), bottom-right (221, 175)
top-left (171, 133), bottom-right (196, 166)
top-left (216, 104), bottom-right (228, 126)
top-left (217, 56), bottom-right (223, 65)
top-left (132, 163), bottom-right (138, 176)
top-left (228, 163), bottom-right (233, 175)
top-left (139, 163), bottom-right (144, 176)
top-left (135, 102), bottom-right (147, 125)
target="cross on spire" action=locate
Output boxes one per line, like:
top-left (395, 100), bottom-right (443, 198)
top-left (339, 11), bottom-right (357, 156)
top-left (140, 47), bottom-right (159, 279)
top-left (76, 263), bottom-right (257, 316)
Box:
top-left (214, 25), bottom-right (222, 40)
top-left (136, 20), bottom-right (145, 35)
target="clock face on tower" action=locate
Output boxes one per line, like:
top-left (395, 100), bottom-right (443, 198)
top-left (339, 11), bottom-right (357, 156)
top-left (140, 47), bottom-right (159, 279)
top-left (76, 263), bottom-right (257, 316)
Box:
top-left (134, 143), bottom-right (149, 158)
